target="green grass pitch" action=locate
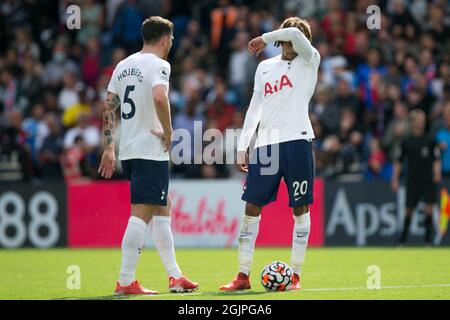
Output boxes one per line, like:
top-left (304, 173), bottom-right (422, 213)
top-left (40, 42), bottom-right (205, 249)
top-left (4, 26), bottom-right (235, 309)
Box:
top-left (1, 248), bottom-right (450, 300)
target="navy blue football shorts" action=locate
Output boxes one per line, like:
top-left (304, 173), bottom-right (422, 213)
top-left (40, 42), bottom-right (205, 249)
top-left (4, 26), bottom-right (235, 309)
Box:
top-left (242, 139), bottom-right (314, 208)
top-left (121, 159), bottom-right (169, 206)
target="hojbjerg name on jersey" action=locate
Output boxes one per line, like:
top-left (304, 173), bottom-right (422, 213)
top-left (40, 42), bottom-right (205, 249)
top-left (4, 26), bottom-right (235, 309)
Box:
top-left (117, 67), bottom-right (144, 83)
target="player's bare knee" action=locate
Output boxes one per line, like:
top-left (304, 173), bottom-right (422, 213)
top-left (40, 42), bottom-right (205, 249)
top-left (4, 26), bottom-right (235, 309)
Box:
top-left (245, 202), bottom-right (262, 217)
top-left (293, 205), bottom-right (309, 216)
top-left (133, 214), bottom-right (151, 224)
top-left (131, 205), bottom-right (152, 224)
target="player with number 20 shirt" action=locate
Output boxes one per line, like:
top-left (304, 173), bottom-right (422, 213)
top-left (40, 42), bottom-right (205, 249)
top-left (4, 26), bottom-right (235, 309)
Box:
top-left (221, 17), bottom-right (320, 291)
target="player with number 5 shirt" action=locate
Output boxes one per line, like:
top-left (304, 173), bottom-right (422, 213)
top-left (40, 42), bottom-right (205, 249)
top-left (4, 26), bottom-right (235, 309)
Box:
top-left (98, 16), bottom-right (198, 295)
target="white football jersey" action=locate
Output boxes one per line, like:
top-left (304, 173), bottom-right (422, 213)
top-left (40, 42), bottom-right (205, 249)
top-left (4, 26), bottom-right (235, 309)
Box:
top-left (107, 52), bottom-right (171, 161)
top-left (252, 48), bottom-right (320, 148)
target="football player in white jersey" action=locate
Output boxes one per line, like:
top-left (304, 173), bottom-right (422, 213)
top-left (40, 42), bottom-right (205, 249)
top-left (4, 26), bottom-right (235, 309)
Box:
top-left (220, 17), bottom-right (320, 291)
top-left (98, 16), bottom-right (198, 295)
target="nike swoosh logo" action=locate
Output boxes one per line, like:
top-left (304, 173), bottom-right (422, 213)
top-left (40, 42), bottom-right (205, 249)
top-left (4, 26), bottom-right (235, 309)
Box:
top-left (295, 196), bottom-right (302, 201)
top-left (262, 71), bottom-right (269, 75)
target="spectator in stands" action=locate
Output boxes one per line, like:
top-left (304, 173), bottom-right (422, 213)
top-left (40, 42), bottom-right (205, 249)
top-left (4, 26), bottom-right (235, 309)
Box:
top-left (172, 91), bottom-right (205, 177)
top-left (327, 56), bottom-right (354, 89)
top-left (337, 107), bottom-right (363, 175)
top-left (41, 39), bottom-right (78, 89)
top-left (63, 88), bottom-right (91, 128)
top-left (102, 47), bottom-right (127, 77)
top-left (364, 137), bottom-right (391, 181)
top-left (57, 71), bottom-right (81, 111)
top-left (14, 27), bottom-right (40, 62)
top-left (38, 113), bottom-right (63, 180)
top-left (228, 31), bottom-right (252, 109)
top-left (356, 47), bottom-right (387, 109)
top-left (63, 112), bottom-right (99, 151)
top-left (436, 101), bottom-right (450, 178)
top-left (210, 0), bottom-right (238, 70)
top-left (63, 112), bottom-right (100, 179)
top-left (61, 135), bottom-right (87, 182)
top-left (175, 19), bottom-right (209, 68)
top-left (22, 103), bottom-right (49, 171)
top-left (310, 84), bottom-right (339, 135)
top-left (205, 79), bottom-right (236, 133)
top-left (76, 0), bottom-right (103, 46)
top-left (389, 0), bottom-right (417, 40)
top-left (334, 77), bottom-right (359, 111)
top-left (95, 73), bottom-right (111, 104)
top-left (383, 101), bottom-right (410, 162)
top-left (2, 49), bottom-right (21, 76)
top-left (111, 0), bottom-right (144, 54)
top-left (321, 135), bottom-right (344, 178)
top-left (42, 90), bottom-right (59, 114)
top-left (81, 37), bottom-right (101, 88)
top-left (0, 111), bottom-right (32, 180)
top-left (431, 63), bottom-right (449, 102)
top-left (0, 67), bottom-right (19, 117)
top-left (427, 3), bottom-right (450, 46)
top-left (17, 57), bottom-right (42, 116)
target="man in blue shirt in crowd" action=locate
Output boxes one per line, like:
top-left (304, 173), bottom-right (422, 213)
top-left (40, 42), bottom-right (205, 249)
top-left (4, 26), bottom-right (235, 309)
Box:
top-left (436, 102), bottom-right (450, 178)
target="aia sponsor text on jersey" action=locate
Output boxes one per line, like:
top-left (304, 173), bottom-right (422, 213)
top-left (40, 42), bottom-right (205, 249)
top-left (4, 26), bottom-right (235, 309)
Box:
top-left (264, 74), bottom-right (293, 97)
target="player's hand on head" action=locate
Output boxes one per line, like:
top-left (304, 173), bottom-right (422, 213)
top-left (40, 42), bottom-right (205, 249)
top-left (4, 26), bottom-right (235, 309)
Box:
top-left (98, 148), bottom-right (116, 179)
top-left (151, 129), bottom-right (172, 152)
top-left (248, 36), bottom-right (266, 56)
top-left (236, 150), bottom-right (249, 173)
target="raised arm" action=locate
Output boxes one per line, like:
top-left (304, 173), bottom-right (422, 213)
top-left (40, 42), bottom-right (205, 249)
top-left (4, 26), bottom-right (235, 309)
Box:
top-left (98, 91), bottom-right (120, 178)
top-left (261, 27), bottom-right (313, 61)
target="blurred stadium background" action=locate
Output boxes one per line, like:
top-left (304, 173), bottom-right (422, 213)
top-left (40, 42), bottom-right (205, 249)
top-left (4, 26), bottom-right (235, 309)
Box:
top-left (0, 0), bottom-right (450, 299)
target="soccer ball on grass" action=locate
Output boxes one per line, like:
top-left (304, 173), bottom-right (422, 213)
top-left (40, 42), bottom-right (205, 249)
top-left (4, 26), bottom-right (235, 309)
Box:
top-left (260, 261), bottom-right (293, 292)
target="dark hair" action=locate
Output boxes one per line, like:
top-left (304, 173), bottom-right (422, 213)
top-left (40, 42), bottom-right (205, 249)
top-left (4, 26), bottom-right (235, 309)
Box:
top-left (141, 16), bottom-right (173, 44)
top-left (275, 16), bottom-right (312, 47)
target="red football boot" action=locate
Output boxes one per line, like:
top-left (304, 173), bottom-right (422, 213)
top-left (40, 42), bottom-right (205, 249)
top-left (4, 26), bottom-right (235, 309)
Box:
top-left (169, 276), bottom-right (199, 293)
top-left (114, 280), bottom-right (159, 295)
top-left (219, 272), bottom-right (251, 291)
top-left (289, 273), bottom-right (301, 290)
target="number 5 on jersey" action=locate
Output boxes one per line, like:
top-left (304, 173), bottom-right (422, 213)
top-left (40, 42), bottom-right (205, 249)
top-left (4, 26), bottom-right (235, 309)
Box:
top-left (122, 85), bottom-right (136, 120)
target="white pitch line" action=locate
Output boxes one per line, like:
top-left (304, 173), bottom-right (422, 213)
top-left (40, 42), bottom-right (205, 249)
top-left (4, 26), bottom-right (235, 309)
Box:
top-left (143, 283), bottom-right (450, 298)
top-left (300, 283), bottom-right (450, 292)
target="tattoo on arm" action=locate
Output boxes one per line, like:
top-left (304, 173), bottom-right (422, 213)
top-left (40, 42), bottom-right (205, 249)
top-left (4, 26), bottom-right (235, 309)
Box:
top-left (103, 94), bottom-right (121, 148)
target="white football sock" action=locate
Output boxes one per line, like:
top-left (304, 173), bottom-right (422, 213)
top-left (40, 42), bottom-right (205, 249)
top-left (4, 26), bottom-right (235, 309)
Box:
top-left (119, 216), bottom-right (147, 286)
top-left (291, 212), bottom-right (311, 275)
top-left (152, 215), bottom-right (182, 279)
top-left (238, 214), bottom-right (261, 275)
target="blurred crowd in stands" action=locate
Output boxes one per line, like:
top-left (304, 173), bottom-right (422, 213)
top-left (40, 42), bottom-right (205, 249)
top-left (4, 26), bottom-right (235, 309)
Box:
top-left (0, 0), bottom-right (449, 182)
